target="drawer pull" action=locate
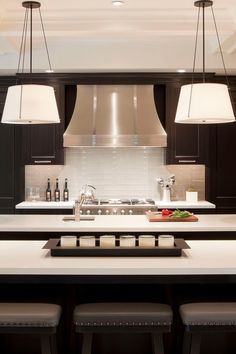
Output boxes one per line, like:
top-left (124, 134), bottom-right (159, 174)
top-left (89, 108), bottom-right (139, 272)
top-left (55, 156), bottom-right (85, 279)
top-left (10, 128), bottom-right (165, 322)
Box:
top-left (178, 160), bottom-right (196, 163)
top-left (34, 160), bottom-right (52, 164)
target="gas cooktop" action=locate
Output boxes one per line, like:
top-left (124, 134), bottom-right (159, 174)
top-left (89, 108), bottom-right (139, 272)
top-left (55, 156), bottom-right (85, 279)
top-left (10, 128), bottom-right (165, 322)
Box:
top-left (83, 198), bottom-right (155, 206)
top-left (81, 198), bottom-right (157, 215)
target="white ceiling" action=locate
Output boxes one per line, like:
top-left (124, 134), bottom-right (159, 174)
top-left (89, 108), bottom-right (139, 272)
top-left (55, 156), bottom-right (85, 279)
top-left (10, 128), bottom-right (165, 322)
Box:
top-left (0, 0), bottom-right (236, 74)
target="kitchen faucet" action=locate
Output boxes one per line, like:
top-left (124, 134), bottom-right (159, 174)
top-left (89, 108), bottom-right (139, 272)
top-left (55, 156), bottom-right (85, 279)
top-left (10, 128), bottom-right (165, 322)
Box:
top-left (74, 184), bottom-right (96, 221)
top-left (157, 175), bottom-right (175, 202)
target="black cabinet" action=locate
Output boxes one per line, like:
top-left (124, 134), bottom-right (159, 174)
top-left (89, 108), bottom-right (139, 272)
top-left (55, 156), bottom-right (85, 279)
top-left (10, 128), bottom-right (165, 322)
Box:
top-left (166, 83), bottom-right (208, 164)
top-left (0, 82), bottom-right (24, 213)
top-left (206, 85), bottom-right (236, 212)
top-left (22, 83), bottom-right (65, 165)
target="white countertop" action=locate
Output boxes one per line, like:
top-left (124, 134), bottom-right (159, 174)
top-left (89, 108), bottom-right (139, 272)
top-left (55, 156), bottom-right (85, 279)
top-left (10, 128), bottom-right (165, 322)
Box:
top-left (15, 200), bottom-right (215, 209)
top-left (156, 201), bottom-right (215, 209)
top-left (0, 240), bottom-right (235, 275)
top-left (0, 214), bottom-right (235, 232)
top-left (15, 201), bottom-right (75, 209)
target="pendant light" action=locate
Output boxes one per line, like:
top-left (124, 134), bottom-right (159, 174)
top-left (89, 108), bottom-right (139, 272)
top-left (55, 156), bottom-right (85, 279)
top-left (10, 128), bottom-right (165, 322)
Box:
top-left (2, 1), bottom-right (60, 124)
top-left (175, 1), bottom-right (235, 124)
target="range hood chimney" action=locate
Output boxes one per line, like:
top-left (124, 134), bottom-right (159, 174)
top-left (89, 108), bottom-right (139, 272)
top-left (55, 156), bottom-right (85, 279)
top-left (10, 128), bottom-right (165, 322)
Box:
top-left (63, 85), bottom-right (167, 147)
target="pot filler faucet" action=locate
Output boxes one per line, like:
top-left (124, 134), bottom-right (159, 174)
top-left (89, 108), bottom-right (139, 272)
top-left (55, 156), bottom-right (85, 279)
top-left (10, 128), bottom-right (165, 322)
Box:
top-left (156, 175), bottom-right (175, 202)
top-left (74, 184), bottom-right (96, 221)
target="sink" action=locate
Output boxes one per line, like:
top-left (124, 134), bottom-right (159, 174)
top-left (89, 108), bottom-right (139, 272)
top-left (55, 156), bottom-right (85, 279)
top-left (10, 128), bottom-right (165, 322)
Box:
top-left (62, 216), bottom-right (95, 222)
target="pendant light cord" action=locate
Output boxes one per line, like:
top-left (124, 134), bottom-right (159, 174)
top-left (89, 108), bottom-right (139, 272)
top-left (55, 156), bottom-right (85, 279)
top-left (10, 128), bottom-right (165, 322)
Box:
top-left (16, 8), bottom-right (29, 80)
top-left (38, 7), bottom-right (53, 72)
top-left (17, 3), bottom-right (53, 79)
top-left (189, 5), bottom-right (201, 117)
top-left (211, 6), bottom-right (230, 87)
top-left (202, 3), bottom-right (206, 82)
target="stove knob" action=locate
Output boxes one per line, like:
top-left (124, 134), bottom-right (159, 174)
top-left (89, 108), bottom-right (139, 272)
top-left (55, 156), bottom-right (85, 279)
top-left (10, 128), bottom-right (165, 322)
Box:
top-left (113, 209), bottom-right (117, 215)
top-left (121, 209), bottom-right (125, 215)
top-left (128, 209), bottom-right (133, 215)
top-left (86, 210), bottom-right (91, 215)
top-left (105, 210), bottom-right (110, 215)
top-left (98, 209), bottom-right (102, 215)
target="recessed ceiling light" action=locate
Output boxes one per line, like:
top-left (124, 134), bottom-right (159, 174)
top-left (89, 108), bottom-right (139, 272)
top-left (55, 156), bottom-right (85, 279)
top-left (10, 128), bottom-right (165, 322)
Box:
top-left (112, 0), bottom-right (124, 6)
top-left (177, 69), bottom-right (186, 73)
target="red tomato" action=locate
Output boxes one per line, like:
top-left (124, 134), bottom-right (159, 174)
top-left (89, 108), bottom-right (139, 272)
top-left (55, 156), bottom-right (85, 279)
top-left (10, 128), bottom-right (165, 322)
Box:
top-left (161, 209), bottom-right (173, 216)
top-left (162, 209), bottom-right (170, 216)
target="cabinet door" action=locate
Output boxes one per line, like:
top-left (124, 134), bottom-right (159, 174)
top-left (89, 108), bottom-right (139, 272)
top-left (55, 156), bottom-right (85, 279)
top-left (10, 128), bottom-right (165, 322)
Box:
top-left (0, 84), bottom-right (24, 213)
top-left (206, 86), bottom-right (236, 212)
top-left (23, 84), bottom-right (64, 165)
top-left (166, 84), bottom-right (208, 164)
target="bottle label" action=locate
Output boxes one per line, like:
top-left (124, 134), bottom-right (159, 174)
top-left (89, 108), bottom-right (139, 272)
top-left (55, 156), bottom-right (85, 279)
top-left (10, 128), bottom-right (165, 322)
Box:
top-left (63, 191), bottom-right (69, 201)
top-left (55, 191), bottom-right (60, 201)
top-left (46, 191), bottom-right (51, 202)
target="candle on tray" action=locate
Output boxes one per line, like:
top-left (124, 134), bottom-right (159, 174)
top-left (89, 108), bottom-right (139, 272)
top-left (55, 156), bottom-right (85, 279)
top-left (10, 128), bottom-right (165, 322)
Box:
top-left (138, 235), bottom-right (156, 247)
top-left (79, 236), bottom-right (96, 248)
top-left (60, 235), bottom-right (77, 247)
top-left (100, 235), bottom-right (116, 248)
top-left (158, 235), bottom-right (174, 247)
top-left (119, 235), bottom-right (136, 247)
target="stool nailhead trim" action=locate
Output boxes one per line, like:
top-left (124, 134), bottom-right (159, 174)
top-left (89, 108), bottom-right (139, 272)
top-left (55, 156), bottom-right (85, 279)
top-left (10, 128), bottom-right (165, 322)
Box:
top-left (0, 321), bottom-right (58, 327)
top-left (75, 321), bottom-right (171, 327)
top-left (186, 321), bottom-right (236, 326)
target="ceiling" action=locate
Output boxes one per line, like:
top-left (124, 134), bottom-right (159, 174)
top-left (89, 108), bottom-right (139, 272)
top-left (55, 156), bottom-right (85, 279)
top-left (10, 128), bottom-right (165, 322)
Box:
top-left (0, 0), bottom-right (236, 74)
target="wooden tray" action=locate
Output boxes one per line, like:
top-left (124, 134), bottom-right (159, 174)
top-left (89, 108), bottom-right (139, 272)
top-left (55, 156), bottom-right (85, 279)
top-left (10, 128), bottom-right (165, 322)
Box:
top-left (146, 212), bottom-right (198, 222)
top-left (43, 238), bottom-right (190, 257)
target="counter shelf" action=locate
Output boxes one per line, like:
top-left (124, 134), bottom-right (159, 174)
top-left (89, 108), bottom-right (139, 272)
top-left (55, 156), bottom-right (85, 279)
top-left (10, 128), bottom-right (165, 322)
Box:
top-left (43, 238), bottom-right (190, 257)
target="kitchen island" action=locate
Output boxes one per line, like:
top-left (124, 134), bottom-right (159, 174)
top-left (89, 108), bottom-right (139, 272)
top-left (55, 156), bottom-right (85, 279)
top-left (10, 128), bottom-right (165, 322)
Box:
top-left (0, 239), bottom-right (235, 279)
top-left (0, 214), bottom-right (236, 240)
top-left (0, 239), bottom-right (236, 354)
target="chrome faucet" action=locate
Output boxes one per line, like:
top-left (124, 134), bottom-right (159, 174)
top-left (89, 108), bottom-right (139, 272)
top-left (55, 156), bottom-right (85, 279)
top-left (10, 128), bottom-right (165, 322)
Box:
top-left (74, 184), bottom-right (96, 221)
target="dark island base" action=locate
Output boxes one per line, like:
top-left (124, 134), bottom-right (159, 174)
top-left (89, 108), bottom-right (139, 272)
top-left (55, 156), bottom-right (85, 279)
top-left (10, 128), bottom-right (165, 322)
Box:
top-left (2, 230), bottom-right (236, 240)
top-left (0, 281), bottom-right (236, 354)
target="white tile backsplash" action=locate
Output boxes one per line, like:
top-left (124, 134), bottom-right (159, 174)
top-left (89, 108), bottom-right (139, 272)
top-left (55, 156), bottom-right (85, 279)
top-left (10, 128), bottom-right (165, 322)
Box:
top-left (25, 148), bottom-right (205, 201)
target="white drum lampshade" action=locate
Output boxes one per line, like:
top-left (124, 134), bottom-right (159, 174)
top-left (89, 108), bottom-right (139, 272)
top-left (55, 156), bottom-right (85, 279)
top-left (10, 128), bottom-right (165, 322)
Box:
top-left (175, 83), bottom-right (235, 124)
top-left (2, 84), bottom-right (60, 124)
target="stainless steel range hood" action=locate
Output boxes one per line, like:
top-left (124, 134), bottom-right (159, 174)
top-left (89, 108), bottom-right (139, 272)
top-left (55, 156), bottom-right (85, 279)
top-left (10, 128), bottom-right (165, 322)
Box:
top-left (63, 85), bottom-right (167, 147)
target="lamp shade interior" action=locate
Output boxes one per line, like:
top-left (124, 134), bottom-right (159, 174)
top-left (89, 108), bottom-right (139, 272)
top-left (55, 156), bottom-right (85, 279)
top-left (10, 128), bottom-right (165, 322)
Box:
top-left (1, 84), bottom-right (60, 124)
top-left (175, 83), bottom-right (235, 124)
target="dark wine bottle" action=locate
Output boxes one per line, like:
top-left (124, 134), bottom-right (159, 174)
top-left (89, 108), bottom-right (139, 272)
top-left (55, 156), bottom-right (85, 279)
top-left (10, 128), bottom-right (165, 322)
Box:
top-left (63, 178), bottom-right (69, 201)
top-left (46, 178), bottom-right (51, 202)
top-left (55, 178), bottom-right (60, 202)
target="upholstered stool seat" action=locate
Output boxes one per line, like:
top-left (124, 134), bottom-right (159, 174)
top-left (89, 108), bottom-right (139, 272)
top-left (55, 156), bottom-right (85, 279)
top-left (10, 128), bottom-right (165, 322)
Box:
top-left (180, 302), bottom-right (236, 354)
top-left (0, 303), bottom-right (61, 354)
top-left (74, 302), bottom-right (172, 354)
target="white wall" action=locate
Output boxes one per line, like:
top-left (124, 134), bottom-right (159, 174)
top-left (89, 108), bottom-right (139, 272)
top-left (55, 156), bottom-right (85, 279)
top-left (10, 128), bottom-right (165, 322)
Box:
top-left (25, 147), bottom-right (205, 201)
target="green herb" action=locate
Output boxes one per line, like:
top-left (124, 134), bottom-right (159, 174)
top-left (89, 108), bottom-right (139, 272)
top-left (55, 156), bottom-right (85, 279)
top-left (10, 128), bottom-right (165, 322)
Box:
top-left (169, 209), bottom-right (192, 218)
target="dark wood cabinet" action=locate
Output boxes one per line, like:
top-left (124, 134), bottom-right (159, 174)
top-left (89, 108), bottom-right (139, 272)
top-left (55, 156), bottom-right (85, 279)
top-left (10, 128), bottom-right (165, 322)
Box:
top-left (206, 85), bottom-right (236, 212)
top-left (165, 83), bottom-right (209, 165)
top-left (22, 83), bottom-right (65, 165)
top-left (0, 82), bottom-right (24, 213)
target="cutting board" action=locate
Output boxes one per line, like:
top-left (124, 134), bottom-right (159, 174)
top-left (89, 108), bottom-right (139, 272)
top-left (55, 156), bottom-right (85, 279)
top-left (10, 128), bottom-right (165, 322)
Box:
top-left (146, 212), bottom-right (198, 222)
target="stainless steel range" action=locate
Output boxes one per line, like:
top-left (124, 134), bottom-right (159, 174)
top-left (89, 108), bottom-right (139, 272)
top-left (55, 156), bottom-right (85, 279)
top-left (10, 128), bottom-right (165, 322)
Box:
top-left (80, 198), bottom-right (157, 215)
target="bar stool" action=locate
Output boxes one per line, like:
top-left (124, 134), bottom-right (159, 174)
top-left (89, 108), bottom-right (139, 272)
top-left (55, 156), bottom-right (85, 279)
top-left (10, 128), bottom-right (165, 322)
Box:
top-left (180, 302), bottom-right (236, 354)
top-left (74, 302), bottom-right (172, 354)
top-left (0, 303), bottom-right (61, 354)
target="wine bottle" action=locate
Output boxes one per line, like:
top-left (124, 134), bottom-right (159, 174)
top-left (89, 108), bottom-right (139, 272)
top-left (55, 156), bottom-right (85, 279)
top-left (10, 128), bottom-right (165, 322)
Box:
top-left (63, 178), bottom-right (69, 201)
top-left (46, 178), bottom-right (51, 202)
top-left (55, 178), bottom-right (60, 201)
